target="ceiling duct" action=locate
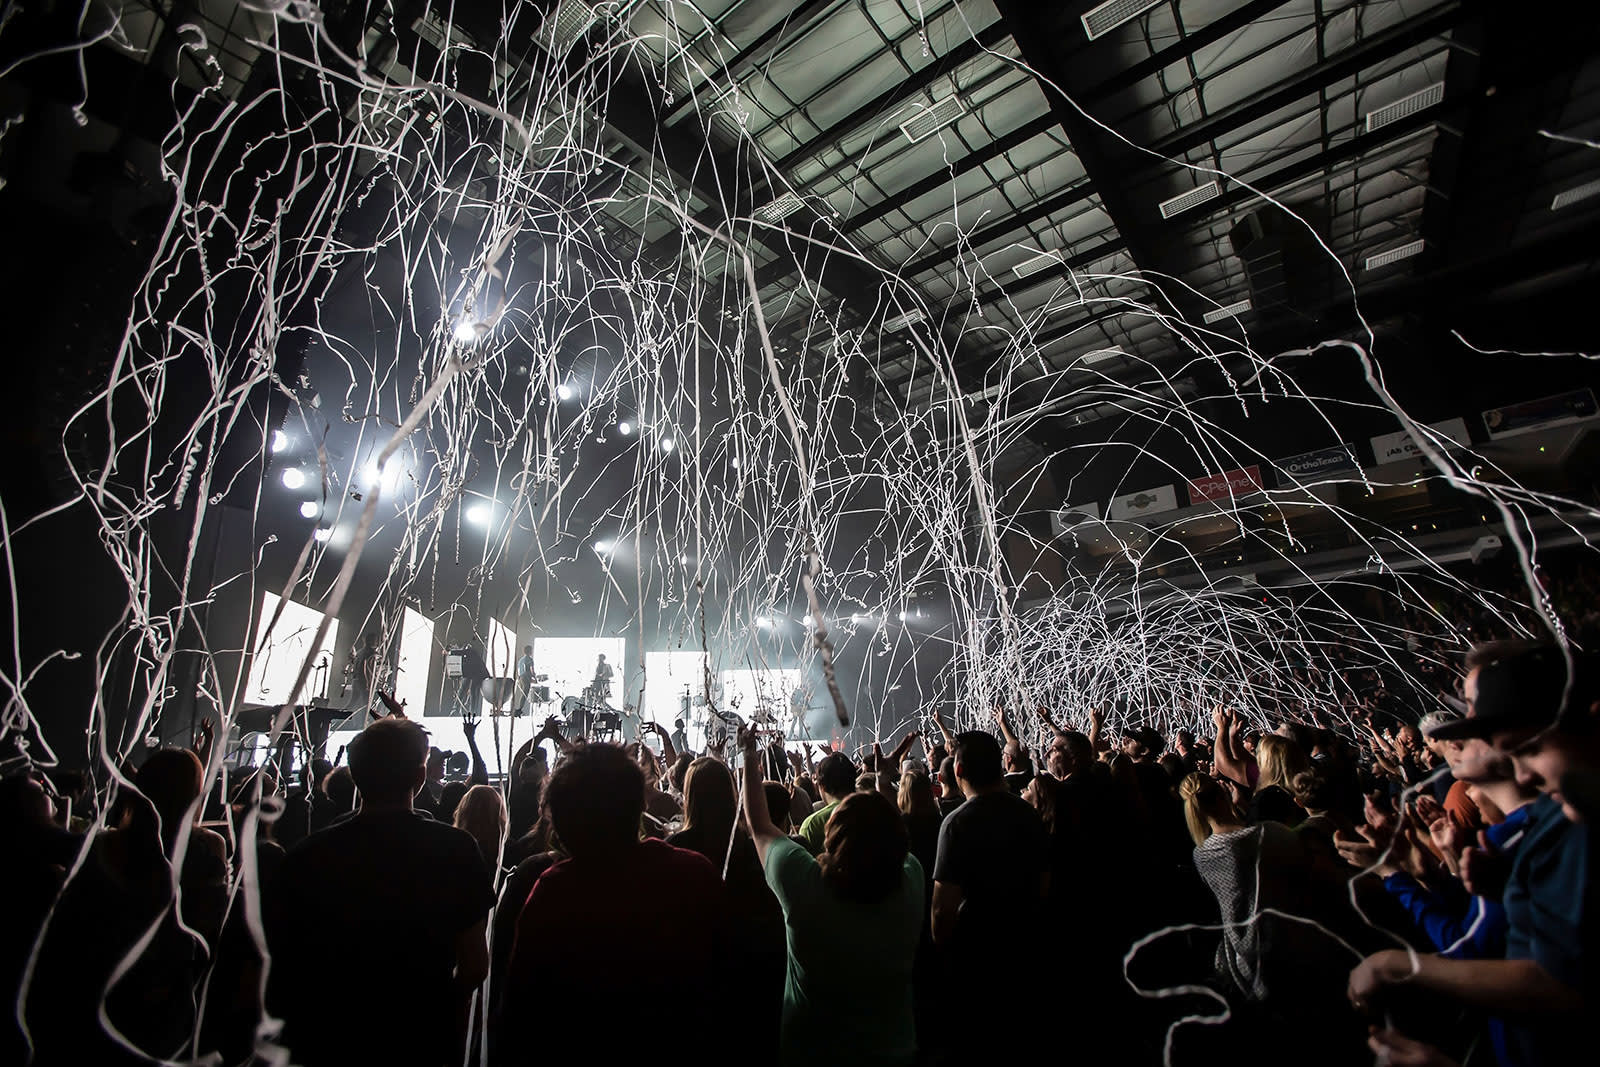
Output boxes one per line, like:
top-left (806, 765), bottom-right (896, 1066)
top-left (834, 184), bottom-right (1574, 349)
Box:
top-left (1365, 81), bottom-right (1444, 133)
top-left (754, 191), bottom-right (805, 224)
top-left (1081, 0), bottom-right (1164, 41)
top-left (1552, 178), bottom-right (1600, 210)
top-left (1012, 249), bottom-right (1065, 278)
top-left (1365, 238), bottom-right (1426, 270)
top-left (899, 94), bottom-right (965, 143)
top-left (883, 308), bottom-right (926, 332)
top-left (542, 0), bottom-right (600, 56)
top-left (1158, 180), bottom-right (1221, 219)
top-left (1202, 298), bottom-right (1253, 324)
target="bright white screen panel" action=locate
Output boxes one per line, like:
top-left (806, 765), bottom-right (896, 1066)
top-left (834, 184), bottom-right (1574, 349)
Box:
top-left (392, 607), bottom-right (435, 714)
top-left (533, 636), bottom-right (625, 705)
top-left (642, 650), bottom-right (707, 725)
top-left (482, 618), bottom-right (518, 716)
top-left (245, 590), bottom-right (338, 706)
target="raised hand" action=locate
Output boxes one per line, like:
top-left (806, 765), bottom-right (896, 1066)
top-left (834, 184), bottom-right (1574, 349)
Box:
top-left (1365, 1026), bottom-right (1460, 1067)
top-left (1413, 793), bottom-right (1444, 827)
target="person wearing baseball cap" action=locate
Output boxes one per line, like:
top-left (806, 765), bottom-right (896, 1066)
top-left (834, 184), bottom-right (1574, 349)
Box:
top-left (1348, 641), bottom-right (1598, 1067)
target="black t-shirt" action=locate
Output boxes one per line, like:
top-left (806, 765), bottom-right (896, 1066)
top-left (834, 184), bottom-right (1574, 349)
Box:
top-left (933, 791), bottom-right (1046, 959)
top-left (268, 811), bottom-right (494, 1067)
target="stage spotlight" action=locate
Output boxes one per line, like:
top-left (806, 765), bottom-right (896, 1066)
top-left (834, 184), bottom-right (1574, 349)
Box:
top-left (454, 318), bottom-right (487, 344)
top-left (618, 421), bottom-right (632, 435)
top-left (679, 554), bottom-right (689, 565)
top-left (557, 384), bottom-right (574, 401)
top-left (313, 527), bottom-right (331, 542)
top-left (661, 437), bottom-right (675, 452)
top-left (594, 539), bottom-right (613, 555)
top-left (300, 501), bottom-right (320, 519)
top-left (756, 616), bottom-right (774, 629)
top-left (898, 611), bottom-right (908, 622)
top-left (281, 467), bottom-right (307, 490)
top-left (465, 503), bottom-right (491, 526)
top-left (801, 614), bottom-right (814, 626)
top-left (270, 429), bottom-right (289, 453)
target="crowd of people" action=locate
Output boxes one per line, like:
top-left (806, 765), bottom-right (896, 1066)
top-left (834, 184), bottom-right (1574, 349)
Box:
top-left (2, 634), bottom-right (1597, 1066)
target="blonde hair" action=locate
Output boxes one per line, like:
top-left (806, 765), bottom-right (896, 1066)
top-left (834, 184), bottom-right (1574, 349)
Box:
top-left (1180, 772), bottom-right (1230, 847)
top-left (1255, 734), bottom-right (1310, 793)
top-left (453, 784), bottom-right (508, 866)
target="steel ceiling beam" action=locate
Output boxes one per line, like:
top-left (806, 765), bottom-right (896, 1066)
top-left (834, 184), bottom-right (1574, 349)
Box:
top-left (898, 0), bottom-right (1472, 283)
top-left (660, 0), bottom-right (840, 128)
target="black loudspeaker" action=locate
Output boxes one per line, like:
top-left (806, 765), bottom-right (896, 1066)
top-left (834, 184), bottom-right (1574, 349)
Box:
top-left (1228, 202), bottom-right (1335, 321)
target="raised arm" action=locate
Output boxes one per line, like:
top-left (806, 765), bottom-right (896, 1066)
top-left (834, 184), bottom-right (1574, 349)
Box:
top-left (1034, 704), bottom-right (1061, 733)
top-left (887, 727), bottom-right (921, 767)
top-left (535, 715), bottom-right (574, 756)
top-left (462, 721), bottom-right (490, 786)
top-left (1087, 706), bottom-right (1108, 754)
top-left (644, 721), bottom-right (679, 766)
top-left (737, 726), bottom-right (783, 863)
top-left (1210, 704), bottom-right (1246, 784)
top-left (993, 706), bottom-right (1020, 752)
top-left (932, 707), bottom-right (956, 752)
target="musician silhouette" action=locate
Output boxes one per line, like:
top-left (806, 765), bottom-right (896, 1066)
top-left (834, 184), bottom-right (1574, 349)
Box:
top-left (591, 653), bottom-right (613, 703)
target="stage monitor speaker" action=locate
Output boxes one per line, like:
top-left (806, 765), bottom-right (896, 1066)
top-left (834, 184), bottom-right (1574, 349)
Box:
top-left (1470, 535), bottom-right (1502, 565)
top-left (444, 654), bottom-right (464, 678)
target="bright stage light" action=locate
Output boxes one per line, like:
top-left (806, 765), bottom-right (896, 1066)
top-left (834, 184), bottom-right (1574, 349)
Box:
top-left (313, 527), bottom-right (331, 543)
top-left (465, 503), bottom-right (491, 526)
top-left (898, 611), bottom-right (908, 622)
top-left (453, 318), bottom-right (487, 344)
top-left (594, 539), bottom-right (613, 555)
top-left (270, 429), bottom-right (289, 453)
top-left (281, 467), bottom-right (306, 490)
top-left (618, 421), bottom-right (632, 435)
top-left (679, 554), bottom-right (689, 565)
top-left (756, 616), bottom-right (774, 629)
top-left (660, 437), bottom-right (675, 452)
top-left (300, 501), bottom-right (319, 518)
top-left (557, 384), bottom-right (574, 401)
top-left (801, 614), bottom-right (814, 626)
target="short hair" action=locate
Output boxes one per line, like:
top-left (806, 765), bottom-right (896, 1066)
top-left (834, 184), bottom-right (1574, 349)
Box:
top-left (818, 791), bottom-right (909, 905)
top-left (543, 743), bottom-right (644, 859)
top-left (938, 756), bottom-right (958, 789)
top-left (1464, 639), bottom-right (1549, 672)
top-left (953, 731), bottom-right (1003, 789)
top-left (321, 766), bottom-right (355, 809)
top-left (816, 751), bottom-right (858, 799)
top-left (348, 718), bottom-right (430, 803)
top-left (1418, 709), bottom-right (1462, 736)
top-left (763, 781), bottom-right (793, 831)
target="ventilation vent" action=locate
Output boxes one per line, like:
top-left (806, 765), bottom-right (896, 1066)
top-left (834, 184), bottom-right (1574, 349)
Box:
top-left (1158, 181), bottom-right (1221, 218)
top-left (541, 0), bottom-right (600, 55)
top-left (1552, 178), bottom-right (1600, 210)
top-left (1364, 238), bottom-right (1425, 270)
top-left (754, 191), bottom-right (804, 224)
top-left (1202, 298), bottom-right (1252, 324)
top-left (966, 382), bottom-right (1005, 404)
top-left (900, 94), bottom-right (965, 143)
top-left (1083, 347), bottom-right (1125, 365)
top-left (883, 308), bottom-right (926, 332)
top-left (1012, 249), bottom-right (1065, 278)
top-left (1081, 0), bottom-right (1163, 41)
top-left (1365, 81), bottom-right (1444, 133)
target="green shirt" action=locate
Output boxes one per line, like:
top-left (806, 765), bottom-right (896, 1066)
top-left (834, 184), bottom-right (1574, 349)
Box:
top-left (797, 800), bottom-right (838, 853)
top-left (762, 836), bottom-right (924, 1067)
